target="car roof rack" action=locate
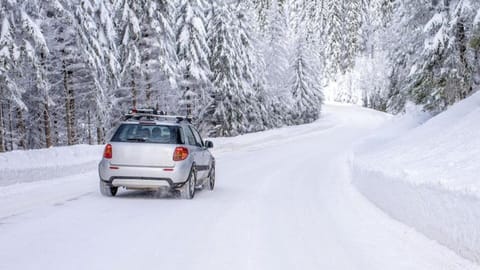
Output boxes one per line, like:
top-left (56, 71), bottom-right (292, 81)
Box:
top-left (123, 108), bottom-right (193, 123)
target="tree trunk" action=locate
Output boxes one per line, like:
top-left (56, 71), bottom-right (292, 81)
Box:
top-left (63, 57), bottom-right (76, 145)
top-left (146, 74), bottom-right (152, 107)
top-left (456, 19), bottom-right (470, 99)
top-left (40, 52), bottom-right (52, 148)
top-left (7, 101), bottom-right (14, 151)
top-left (68, 86), bottom-right (76, 144)
top-left (43, 102), bottom-right (52, 148)
top-left (186, 89), bottom-right (192, 115)
top-left (0, 103), bottom-right (5, 153)
top-left (474, 48), bottom-right (480, 85)
top-left (87, 110), bottom-right (92, 145)
top-left (96, 126), bottom-right (104, 145)
top-left (96, 112), bottom-right (105, 144)
top-left (132, 71), bottom-right (137, 108)
top-left (63, 59), bottom-right (72, 145)
top-left (16, 108), bottom-right (26, 149)
top-left (52, 111), bottom-right (59, 145)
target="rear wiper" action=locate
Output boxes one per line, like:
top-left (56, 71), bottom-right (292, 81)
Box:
top-left (126, 138), bottom-right (147, 142)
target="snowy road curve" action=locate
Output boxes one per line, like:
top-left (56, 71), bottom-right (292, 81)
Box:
top-left (0, 105), bottom-right (478, 270)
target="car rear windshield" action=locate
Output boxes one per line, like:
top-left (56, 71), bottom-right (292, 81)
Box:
top-left (111, 124), bottom-right (184, 144)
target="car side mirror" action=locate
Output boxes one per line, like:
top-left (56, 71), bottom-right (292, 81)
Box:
top-left (205, 140), bottom-right (214, 148)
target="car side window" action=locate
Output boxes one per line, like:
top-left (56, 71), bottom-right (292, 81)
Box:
top-left (183, 126), bottom-right (196, 146)
top-left (190, 126), bottom-right (204, 147)
top-left (178, 128), bottom-right (186, 144)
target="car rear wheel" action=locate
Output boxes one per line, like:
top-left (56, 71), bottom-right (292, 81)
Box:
top-left (99, 181), bottom-right (118, 197)
top-left (207, 165), bottom-right (215, 191)
top-left (181, 168), bottom-right (196, 199)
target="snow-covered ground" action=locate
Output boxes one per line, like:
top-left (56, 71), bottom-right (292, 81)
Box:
top-left (353, 92), bottom-right (480, 263)
top-left (0, 145), bottom-right (102, 186)
top-left (0, 104), bottom-right (478, 270)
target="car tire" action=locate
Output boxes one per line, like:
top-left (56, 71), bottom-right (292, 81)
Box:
top-left (207, 165), bottom-right (215, 191)
top-left (181, 168), bottom-right (196, 199)
top-left (99, 180), bottom-right (118, 197)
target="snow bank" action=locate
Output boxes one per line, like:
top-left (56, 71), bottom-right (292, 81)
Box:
top-left (0, 145), bottom-right (103, 186)
top-left (352, 92), bottom-right (480, 263)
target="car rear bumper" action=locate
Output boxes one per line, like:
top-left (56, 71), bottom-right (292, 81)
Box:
top-left (98, 159), bottom-right (190, 189)
top-left (112, 178), bottom-right (171, 189)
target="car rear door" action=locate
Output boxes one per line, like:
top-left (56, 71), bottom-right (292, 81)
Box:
top-left (189, 126), bottom-right (210, 179)
top-left (183, 125), bottom-right (204, 176)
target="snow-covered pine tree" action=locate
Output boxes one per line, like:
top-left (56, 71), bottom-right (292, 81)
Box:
top-left (363, 0), bottom-right (433, 113)
top-left (324, 0), bottom-right (347, 78)
top-left (92, 0), bottom-right (121, 143)
top-left (0, 0), bottom-right (51, 151)
top-left (139, 0), bottom-right (159, 108)
top-left (147, 0), bottom-right (179, 114)
top-left (176, 0), bottom-right (211, 116)
top-left (442, 0), bottom-right (477, 101)
top-left (347, 0), bottom-right (390, 110)
top-left (137, 0), bottom-right (178, 113)
top-left (323, 0), bottom-right (363, 79)
top-left (408, 0), bottom-right (478, 114)
top-left (370, 0), bottom-right (394, 28)
top-left (323, 0), bottom-right (386, 108)
top-left (471, 5), bottom-right (480, 88)
top-left (37, 0), bottom-right (118, 147)
top-left (22, 3), bottom-right (53, 149)
top-left (313, 0), bottom-right (329, 50)
top-left (201, 3), bottom-right (250, 136)
top-left (235, 0), bottom-right (272, 132)
top-left (45, 1), bottom-right (85, 146)
top-left (288, 0), bottom-right (323, 44)
top-left (409, 1), bottom-right (451, 113)
top-left (252, 0), bottom-right (272, 34)
top-left (344, 0), bottom-right (363, 70)
top-left (0, 2), bottom-right (26, 152)
top-left (359, 0), bottom-right (377, 58)
top-left (115, 0), bottom-right (179, 118)
top-left (287, 0), bottom-right (328, 104)
top-left (289, 32), bottom-right (324, 124)
top-left (288, 0), bottom-right (307, 35)
top-left (263, 0), bottom-right (293, 126)
top-left (115, 0), bottom-right (143, 109)
top-left (71, 0), bottom-right (121, 144)
top-left (41, 0), bottom-right (73, 147)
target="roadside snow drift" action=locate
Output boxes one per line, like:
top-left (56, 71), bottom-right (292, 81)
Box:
top-left (0, 145), bottom-right (103, 186)
top-left (353, 91), bottom-right (480, 263)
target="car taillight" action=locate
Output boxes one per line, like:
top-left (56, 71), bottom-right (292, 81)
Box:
top-left (103, 144), bottom-right (113, 159)
top-left (173, 147), bottom-right (189, 161)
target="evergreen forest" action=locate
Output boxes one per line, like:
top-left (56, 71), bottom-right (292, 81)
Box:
top-left (1, 0), bottom-right (479, 151)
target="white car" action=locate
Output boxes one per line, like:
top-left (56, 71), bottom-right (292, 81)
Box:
top-left (98, 109), bottom-right (215, 199)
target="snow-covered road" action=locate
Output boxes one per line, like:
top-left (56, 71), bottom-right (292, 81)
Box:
top-left (0, 104), bottom-right (477, 270)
